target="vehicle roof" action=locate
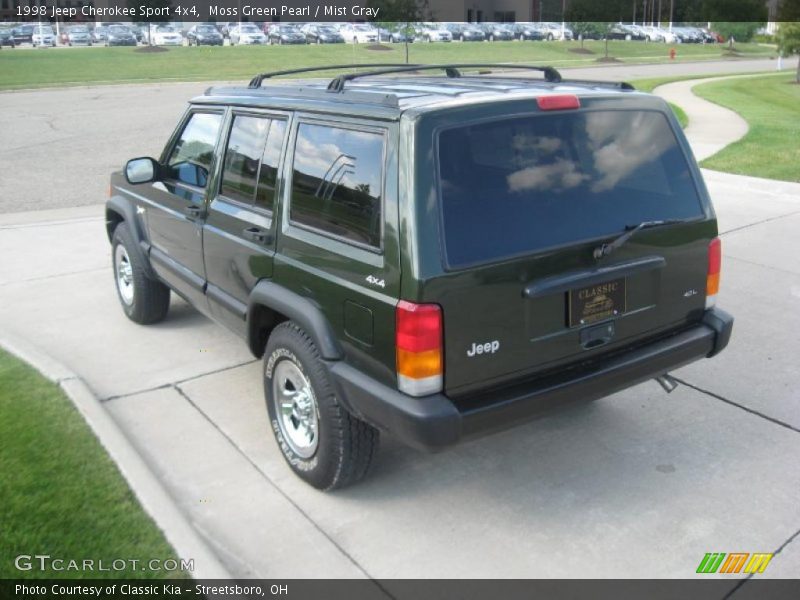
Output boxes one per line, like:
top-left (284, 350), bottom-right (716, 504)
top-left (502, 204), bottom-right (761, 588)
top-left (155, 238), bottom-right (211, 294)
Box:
top-left (194, 75), bottom-right (648, 120)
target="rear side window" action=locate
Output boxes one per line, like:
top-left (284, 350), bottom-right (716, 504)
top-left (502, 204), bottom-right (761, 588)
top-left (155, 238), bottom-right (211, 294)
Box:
top-left (166, 112), bottom-right (222, 188)
top-left (220, 115), bottom-right (287, 211)
top-left (438, 110), bottom-right (703, 268)
top-left (289, 123), bottom-right (384, 249)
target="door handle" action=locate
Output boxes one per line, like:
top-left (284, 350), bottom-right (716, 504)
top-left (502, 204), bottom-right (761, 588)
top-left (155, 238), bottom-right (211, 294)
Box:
top-left (243, 227), bottom-right (272, 245)
top-left (184, 205), bottom-right (203, 220)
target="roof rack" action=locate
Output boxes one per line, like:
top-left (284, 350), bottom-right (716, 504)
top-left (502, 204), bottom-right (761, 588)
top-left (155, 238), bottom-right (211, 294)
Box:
top-left (326, 64), bottom-right (563, 92)
top-left (248, 64), bottom-right (423, 88)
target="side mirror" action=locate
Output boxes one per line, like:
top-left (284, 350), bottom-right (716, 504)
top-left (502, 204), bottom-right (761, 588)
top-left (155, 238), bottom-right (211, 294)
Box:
top-left (125, 157), bottom-right (158, 184)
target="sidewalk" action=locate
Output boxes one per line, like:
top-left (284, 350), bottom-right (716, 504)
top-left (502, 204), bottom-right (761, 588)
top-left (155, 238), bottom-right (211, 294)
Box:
top-left (2, 74), bottom-right (800, 579)
top-left (655, 76), bottom-right (750, 161)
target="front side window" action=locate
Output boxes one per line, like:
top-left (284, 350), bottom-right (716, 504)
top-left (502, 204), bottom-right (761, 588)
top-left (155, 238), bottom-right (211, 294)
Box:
top-left (166, 112), bottom-right (222, 188)
top-left (289, 123), bottom-right (384, 249)
top-left (219, 115), bottom-right (286, 211)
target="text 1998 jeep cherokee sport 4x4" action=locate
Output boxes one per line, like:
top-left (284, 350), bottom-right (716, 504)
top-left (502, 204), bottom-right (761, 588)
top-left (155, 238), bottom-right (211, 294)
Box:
top-left (106, 64), bottom-right (733, 489)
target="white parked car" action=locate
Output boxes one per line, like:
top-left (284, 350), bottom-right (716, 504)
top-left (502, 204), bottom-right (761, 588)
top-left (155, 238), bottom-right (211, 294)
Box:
top-left (32, 25), bottom-right (56, 47)
top-left (338, 23), bottom-right (378, 44)
top-left (417, 23), bottom-right (453, 42)
top-left (640, 25), bottom-right (678, 43)
top-left (230, 24), bottom-right (267, 45)
top-left (151, 26), bottom-right (183, 46)
top-left (539, 22), bottom-right (573, 41)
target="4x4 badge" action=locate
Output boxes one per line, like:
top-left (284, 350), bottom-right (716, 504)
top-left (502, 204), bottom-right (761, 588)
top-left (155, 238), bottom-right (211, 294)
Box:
top-left (365, 275), bottom-right (385, 289)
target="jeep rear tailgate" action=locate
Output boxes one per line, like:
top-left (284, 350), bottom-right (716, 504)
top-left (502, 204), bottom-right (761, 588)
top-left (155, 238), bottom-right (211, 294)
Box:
top-left (422, 96), bottom-right (717, 396)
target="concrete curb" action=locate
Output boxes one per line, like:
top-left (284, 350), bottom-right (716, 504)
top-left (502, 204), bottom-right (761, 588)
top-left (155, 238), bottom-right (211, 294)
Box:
top-left (0, 330), bottom-right (233, 580)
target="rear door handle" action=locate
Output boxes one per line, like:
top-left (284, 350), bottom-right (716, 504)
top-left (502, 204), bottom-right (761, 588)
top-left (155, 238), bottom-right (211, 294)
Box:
top-left (243, 227), bottom-right (272, 245)
top-left (184, 205), bottom-right (203, 220)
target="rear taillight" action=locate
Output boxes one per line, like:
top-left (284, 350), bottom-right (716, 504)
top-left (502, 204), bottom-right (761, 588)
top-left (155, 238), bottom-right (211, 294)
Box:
top-left (706, 237), bottom-right (721, 308)
top-left (537, 94), bottom-right (581, 111)
top-left (396, 301), bottom-right (443, 397)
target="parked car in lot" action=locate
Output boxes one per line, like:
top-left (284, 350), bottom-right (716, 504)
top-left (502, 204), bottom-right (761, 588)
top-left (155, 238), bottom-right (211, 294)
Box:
top-left (106, 62), bottom-right (733, 490)
top-left (230, 23), bottom-right (267, 45)
top-left (92, 25), bottom-right (109, 44)
top-left (445, 23), bottom-right (485, 42)
top-left (511, 22), bottom-right (546, 41)
top-left (12, 25), bottom-right (34, 45)
top-left (151, 25), bottom-right (183, 46)
top-left (186, 24), bottom-right (223, 46)
top-left (338, 23), bottom-right (378, 44)
top-left (267, 24), bottom-right (306, 45)
top-left (302, 24), bottom-right (344, 44)
top-left (130, 26), bottom-right (146, 43)
top-left (0, 28), bottom-right (16, 48)
top-left (673, 26), bottom-right (703, 43)
top-left (417, 23), bottom-right (453, 42)
top-left (377, 27), bottom-right (412, 43)
top-left (64, 26), bottom-right (92, 46)
top-left (32, 25), bottom-right (56, 47)
top-left (105, 25), bottom-right (137, 47)
top-left (478, 22), bottom-right (515, 42)
top-left (539, 21), bottom-right (573, 40)
top-left (637, 25), bottom-right (672, 43)
top-left (607, 24), bottom-right (646, 41)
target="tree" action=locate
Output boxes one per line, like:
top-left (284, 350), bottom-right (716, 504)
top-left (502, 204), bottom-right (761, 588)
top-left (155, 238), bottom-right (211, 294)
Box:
top-left (369, 0), bottom-right (429, 63)
top-left (712, 22), bottom-right (763, 46)
top-left (569, 22), bottom-right (604, 49)
top-left (565, 0), bottom-right (627, 60)
top-left (127, 0), bottom-right (173, 46)
top-left (777, 22), bottom-right (800, 83)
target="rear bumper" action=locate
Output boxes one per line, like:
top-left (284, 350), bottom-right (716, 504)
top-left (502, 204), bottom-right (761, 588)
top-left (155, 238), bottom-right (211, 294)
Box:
top-left (330, 308), bottom-right (733, 452)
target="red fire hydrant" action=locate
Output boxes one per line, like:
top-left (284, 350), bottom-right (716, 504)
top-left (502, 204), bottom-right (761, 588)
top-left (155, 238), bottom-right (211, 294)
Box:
top-left (669, 47), bottom-right (677, 60)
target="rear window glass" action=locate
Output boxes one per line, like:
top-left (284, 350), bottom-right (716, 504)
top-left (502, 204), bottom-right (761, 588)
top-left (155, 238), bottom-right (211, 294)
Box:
top-left (438, 110), bottom-right (703, 268)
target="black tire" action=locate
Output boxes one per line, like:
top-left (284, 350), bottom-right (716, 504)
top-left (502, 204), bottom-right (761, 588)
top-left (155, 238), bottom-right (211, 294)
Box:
top-left (111, 223), bottom-right (170, 324)
top-left (264, 322), bottom-right (379, 490)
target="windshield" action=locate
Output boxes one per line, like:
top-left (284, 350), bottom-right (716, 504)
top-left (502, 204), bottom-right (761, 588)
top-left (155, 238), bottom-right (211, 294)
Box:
top-left (109, 27), bottom-right (128, 33)
top-left (197, 26), bottom-right (217, 32)
top-left (157, 26), bottom-right (175, 33)
top-left (71, 27), bottom-right (89, 33)
top-left (319, 26), bottom-right (337, 33)
top-left (241, 25), bottom-right (260, 32)
top-left (437, 110), bottom-right (703, 267)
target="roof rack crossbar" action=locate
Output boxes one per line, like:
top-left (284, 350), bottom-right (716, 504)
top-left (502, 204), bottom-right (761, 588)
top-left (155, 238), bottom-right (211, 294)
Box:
top-left (248, 64), bottom-right (423, 88)
top-left (326, 64), bottom-right (563, 92)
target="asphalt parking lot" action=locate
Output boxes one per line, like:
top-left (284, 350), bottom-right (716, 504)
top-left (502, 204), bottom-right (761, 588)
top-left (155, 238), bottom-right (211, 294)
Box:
top-left (1, 60), bottom-right (799, 582)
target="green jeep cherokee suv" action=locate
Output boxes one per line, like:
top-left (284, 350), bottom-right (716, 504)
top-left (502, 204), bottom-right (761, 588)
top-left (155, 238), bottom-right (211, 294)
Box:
top-left (106, 64), bottom-right (733, 489)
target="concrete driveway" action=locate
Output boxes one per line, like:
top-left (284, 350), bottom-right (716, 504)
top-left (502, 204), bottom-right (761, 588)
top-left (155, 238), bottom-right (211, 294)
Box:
top-left (1, 65), bottom-right (799, 581)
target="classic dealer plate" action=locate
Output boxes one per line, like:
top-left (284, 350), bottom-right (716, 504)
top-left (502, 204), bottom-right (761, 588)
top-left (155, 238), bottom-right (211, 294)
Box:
top-left (569, 278), bottom-right (626, 326)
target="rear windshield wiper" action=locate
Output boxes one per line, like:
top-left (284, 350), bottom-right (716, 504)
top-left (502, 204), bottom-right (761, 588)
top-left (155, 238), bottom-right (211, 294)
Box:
top-left (593, 219), bottom-right (686, 259)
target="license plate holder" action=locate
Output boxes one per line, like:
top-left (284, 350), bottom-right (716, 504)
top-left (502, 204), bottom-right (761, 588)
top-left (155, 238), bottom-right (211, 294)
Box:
top-left (569, 278), bottom-right (626, 327)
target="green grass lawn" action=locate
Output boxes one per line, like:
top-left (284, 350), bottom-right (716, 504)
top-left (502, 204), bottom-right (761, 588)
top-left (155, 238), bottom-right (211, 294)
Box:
top-left (0, 349), bottom-right (183, 579)
top-left (0, 40), bottom-right (773, 90)
top-left (694, 73), bottom-right (800, 182)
